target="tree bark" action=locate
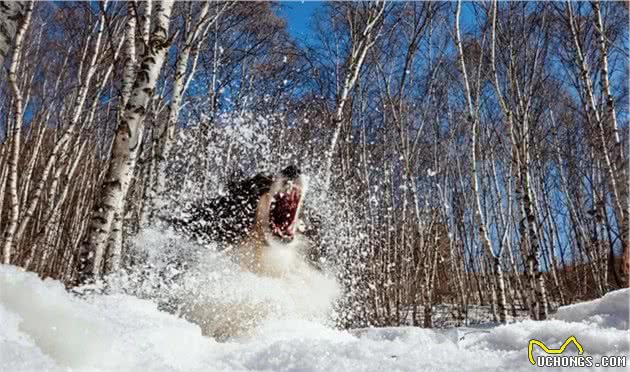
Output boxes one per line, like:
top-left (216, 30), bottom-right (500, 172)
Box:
top-left (567, 1), bottom-right (628, 283)
top-left (77, 0), bottom-right (174, 284)
top-left (1, 2), bottom-right (32, 264)
top-left (323, 1), bottom-right (385, 190)
top-left (590, 0), bottom-right (629, 281)
top-left (456, 0), bottom-right (508, 323)
top-left (0, 1), bottom-right (28, 67)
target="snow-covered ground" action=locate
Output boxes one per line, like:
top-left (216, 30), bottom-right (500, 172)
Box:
top-left (1, 264), bottom-right (628, 372)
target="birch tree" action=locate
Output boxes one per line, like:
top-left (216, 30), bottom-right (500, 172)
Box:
top-left (145, 1), bottom-right (233, 224)
top-left (0, 1), bottom-right (28, 67)
top-left (104, 1), bottom-right (139, 274)
top-left (77, 0), bottom-right (174, 284)
top-left (487, 0), bottom-right (551, 320)
top-left (565, 1), bottom-right (628, 282)
top-left (322, 0), bottom-right (386, 189)
top-left (1, 1), bottom-right (32, 264)
top-left (454, 0), bottom-right (508, 323)
top-left (13, 1), bottom-right (114, 253)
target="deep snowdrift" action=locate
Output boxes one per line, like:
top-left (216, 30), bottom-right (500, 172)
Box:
top-left (1, 264), bottom-right (628, 372)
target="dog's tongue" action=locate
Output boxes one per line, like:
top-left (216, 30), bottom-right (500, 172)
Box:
top-left (270, 191), bottom-right (299, 236)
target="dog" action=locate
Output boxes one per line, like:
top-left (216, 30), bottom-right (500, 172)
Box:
top-left (169, 166), bottom-right (338, 340)
top-left (170, 165), bottom-right (313, 275)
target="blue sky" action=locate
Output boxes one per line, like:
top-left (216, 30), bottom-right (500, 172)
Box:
top-left (276, 2), bottom-right (479, 43)
top-left (277, 1), bottom-right (323, 43)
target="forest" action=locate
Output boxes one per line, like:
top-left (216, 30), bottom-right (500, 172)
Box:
top-left (0, 0), bottom-right (628, 329)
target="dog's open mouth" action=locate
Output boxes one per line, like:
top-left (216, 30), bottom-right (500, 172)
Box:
top-left (269, 186), bottom-right (301, 240)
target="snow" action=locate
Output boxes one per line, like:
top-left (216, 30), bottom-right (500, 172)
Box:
top-left (1, 263), bottom-right (629, 372)
top-left (553, 289), bottom-right (629, 330)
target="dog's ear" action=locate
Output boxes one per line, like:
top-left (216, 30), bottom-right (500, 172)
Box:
top-left (251, 173), bottom-right (273, 194)
top-left (280, 165), bottom-right (300, 179)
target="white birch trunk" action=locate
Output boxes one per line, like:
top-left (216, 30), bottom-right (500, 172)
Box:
top-left (14, 5), bottom-right (110, 246)
top-left (456, 0), bottom-right (508, 323)
top-left (149, 3), bottom-right (209, 220)
top-left (590, 0), bottom-right (629, 279)
top-left (120, 2), bottom-right (137, 109)
top-left (1, 2), bottom-right (32, 264)
top-left (323, 1), bottom-right (385, 190)
top-left (0, 1), bottom-right (27, 67)
top-left (105, 1), bottom-right (138, 274)
top-left (488, 0), bottom-right (549, 320)
top-left (566, 2), bottom-right (628, 281)
top-left (77, 0), bottom-right (174, 284)
top-left (145, 1), bottom-right (232, 224)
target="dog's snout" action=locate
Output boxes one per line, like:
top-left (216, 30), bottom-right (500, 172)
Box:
top-left (281, 165), bottom-right (300, 179)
